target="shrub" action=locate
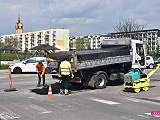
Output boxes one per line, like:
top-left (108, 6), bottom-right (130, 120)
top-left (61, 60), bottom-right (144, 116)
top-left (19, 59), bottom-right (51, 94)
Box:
top-left (0, 64), bottom-right (9, 69)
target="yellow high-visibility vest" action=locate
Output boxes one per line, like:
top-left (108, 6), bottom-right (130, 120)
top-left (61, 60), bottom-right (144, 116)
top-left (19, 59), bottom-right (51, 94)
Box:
top-left (60, 61), bottom-right (71, 75)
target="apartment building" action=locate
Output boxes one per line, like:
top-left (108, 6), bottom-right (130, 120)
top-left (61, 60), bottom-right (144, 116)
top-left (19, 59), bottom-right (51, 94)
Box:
top-left (109, 29), bottom-right (160, 56)
top-left (1, 28), bottom-right (70, 52)
top-left (69, 34), bottom-right (104, 50)
top-left (70, 29), bottom-right (160, 57)
top-left (0, 14), bottom-right (69, 52)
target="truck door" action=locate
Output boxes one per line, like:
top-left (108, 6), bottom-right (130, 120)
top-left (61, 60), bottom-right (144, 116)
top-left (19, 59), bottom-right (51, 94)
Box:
top-left (135, 43), bottom-right (146, 68)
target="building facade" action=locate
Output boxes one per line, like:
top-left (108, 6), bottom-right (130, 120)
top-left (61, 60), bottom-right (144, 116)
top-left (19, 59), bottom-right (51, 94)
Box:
top-left (1, 14), bottom-right (160, 58)
top-left (69, 29), bottom-right (160, 57)
top-left (69, 34), bottom-right (111, 50)
top-left (1, 29), bottom-right (70, 52)
top-left (109, 29), bottom-right (160, 56)
top-left (69, 34), bottom-right (104, 50)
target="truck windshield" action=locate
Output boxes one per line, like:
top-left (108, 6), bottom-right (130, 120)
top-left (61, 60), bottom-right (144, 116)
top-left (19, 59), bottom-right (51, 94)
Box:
top-left (136, 44), bottom-right (144, 55)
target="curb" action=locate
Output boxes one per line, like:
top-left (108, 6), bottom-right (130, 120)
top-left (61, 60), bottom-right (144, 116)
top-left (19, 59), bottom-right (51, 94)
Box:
top-left (118, 88), bottom-right (160, 103)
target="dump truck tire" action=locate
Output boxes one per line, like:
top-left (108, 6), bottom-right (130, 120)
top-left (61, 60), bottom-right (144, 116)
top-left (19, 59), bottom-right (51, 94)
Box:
top-left (94, 74), bottom-right (107, 89)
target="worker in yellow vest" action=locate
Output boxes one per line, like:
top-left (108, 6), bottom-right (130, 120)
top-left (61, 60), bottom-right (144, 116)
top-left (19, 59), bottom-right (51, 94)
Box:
top-left (59, 57), bottom-right (74, 95)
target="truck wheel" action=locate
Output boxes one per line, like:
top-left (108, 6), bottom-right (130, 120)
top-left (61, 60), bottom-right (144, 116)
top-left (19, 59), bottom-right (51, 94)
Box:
top-left (95, 74), bottom-right (107, 89)
top-left (13, 67), bottom-right (22, 74)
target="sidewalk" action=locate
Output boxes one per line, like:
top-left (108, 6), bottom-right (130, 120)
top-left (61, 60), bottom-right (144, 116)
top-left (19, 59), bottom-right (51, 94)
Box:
top-left (0, 69), bottom-right (8, 73)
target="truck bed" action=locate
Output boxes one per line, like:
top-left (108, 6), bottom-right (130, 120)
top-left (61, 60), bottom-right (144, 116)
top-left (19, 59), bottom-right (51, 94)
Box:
top-left (48, 46), bottom-right (132, 71)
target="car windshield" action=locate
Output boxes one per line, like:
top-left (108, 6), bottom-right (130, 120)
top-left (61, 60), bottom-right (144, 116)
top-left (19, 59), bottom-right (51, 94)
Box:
top-left (37, 59), bottom-right (46, 62)
top-left (26, 58), bottom-right (36, 63)
top-left (24, 57), bottom-right (46, 64)
top-left (146, 57), bottom-right (150, 60)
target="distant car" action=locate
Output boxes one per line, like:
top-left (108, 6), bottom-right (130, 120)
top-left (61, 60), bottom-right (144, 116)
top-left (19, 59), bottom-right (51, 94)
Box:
top-left (146, 56), bottom-right (155, 69)
top-left (154, 58), bottom-right (160, 64)
top-left (9, 57), bottom-right (47, 74)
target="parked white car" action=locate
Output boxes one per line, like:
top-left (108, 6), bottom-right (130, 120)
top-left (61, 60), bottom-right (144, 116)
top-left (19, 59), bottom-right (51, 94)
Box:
top-left (9, 57), bottom-right (47, 74)
top-left (154, 57), bottom-right (160, 64)
top-left (146, 56), bottom-right (155, 69)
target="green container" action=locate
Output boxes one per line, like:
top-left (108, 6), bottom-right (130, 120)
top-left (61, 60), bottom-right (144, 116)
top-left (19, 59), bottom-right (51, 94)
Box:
top-left (124, 69), bottom-right (140, 83)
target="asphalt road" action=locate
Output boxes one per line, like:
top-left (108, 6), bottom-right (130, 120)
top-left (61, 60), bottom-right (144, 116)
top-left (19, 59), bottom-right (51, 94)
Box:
top-left (0, 70), bottom-right (160, 120)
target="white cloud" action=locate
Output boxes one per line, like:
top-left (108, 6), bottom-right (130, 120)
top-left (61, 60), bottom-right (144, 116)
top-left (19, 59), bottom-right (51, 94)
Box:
top-left (40, 0), bottom-right (105, 18)
top-left (0, 0), bottom-right (160, 36)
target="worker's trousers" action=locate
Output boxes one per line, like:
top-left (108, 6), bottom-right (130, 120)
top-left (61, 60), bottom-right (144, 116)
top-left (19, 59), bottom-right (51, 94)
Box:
top-left (38, 72), bottom-right (45, 85)
top-left (60, 75), bottom-right (70, 90)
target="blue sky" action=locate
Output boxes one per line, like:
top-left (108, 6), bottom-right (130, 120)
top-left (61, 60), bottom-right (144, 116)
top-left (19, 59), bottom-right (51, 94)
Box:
top-left (0, 0), bottom-right (160, 36)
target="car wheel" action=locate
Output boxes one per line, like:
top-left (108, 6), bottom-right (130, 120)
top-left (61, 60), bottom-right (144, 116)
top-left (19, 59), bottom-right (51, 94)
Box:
top-left (13, 67), bottom-right (22, 74)
top-left (149, 64), bottom-right (154, 69)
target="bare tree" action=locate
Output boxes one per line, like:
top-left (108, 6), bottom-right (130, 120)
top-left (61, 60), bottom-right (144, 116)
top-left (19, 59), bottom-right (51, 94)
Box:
top-left (113, 18), bottom-right (146, 32)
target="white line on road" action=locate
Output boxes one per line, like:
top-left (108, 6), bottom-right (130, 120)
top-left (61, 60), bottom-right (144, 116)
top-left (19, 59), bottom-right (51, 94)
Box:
top-left (26, 104), bottom-right (52, 114)
top-left (145, 112), bottom-right (160, 118)
top-left (137, 114), bottom-right (150, 118)
top-left (0, 104), bottom-right (21, 119)
top-left (124, 97), bottom-right (141, 102)
top-left (42, 111), bottom-right (52, 114)
top-left (89, 98), bottom-right (121, 105)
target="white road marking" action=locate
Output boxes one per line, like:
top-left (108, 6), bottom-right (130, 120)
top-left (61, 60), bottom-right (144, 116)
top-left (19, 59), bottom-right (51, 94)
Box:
top-left (26, 104), bottom-right (52, 114)
top-left (0, 105), bottom-right (21, 119)
top-left (89, 98), bottom-right (120, 105)
top-left (120, 115), bottom-right (134, 120)
top-left (145, 112), bottom-right (160, 117)
top-left (137, 114), bottom-right (150, 118)
top-left (124, 97), bottom-right (141, 102)
top-left (13, 99), bottom-right (52, 114)
top-left (51, 103), bottom-right (78, 111)
top-left (42, 111), bottom-right (52, 114)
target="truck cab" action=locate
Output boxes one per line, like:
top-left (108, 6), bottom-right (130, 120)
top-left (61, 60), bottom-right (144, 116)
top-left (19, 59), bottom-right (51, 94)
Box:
top-left (131, 39), bottom-right (146, 70)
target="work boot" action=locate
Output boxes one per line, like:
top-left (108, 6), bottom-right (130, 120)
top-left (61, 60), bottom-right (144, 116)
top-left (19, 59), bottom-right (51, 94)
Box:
top-left (64, 89), bottom-right (69, 95)
top-left (60, 89), bottom-right (64, 94)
